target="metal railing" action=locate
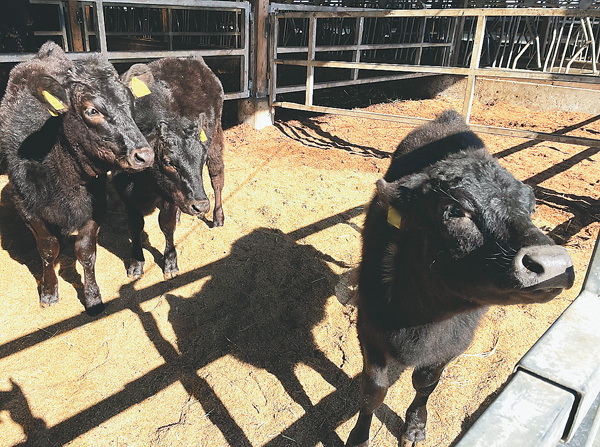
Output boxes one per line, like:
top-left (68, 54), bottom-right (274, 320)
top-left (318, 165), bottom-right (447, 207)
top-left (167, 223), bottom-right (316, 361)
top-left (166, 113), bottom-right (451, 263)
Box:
top-left (1, 0), bottom-right (251, 100)
top-left (269, 7), bottom-right (600, 148)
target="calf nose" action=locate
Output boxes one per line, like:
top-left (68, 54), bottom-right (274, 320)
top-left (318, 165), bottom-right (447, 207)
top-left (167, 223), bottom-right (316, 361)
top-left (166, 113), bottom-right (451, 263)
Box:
top-left (513, 245), bottom-right (575, 290)
top-left (128, 146), bottom-right (154, 170)
top-left (186, 199), bottom-right (210, 216)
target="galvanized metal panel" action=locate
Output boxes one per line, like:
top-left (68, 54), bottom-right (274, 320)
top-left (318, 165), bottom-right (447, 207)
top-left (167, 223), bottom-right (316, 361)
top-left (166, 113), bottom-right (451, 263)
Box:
top-left (456, 371), bottom-right (575, 447)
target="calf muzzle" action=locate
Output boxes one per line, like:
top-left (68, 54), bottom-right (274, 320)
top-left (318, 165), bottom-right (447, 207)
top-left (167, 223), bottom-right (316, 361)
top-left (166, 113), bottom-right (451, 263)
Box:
top-left (127, 146), bottom-right (154, 170)
top-left (513, 244), bottom-right (575, 291)
top-left (184, 198), bottom-right (210, 216)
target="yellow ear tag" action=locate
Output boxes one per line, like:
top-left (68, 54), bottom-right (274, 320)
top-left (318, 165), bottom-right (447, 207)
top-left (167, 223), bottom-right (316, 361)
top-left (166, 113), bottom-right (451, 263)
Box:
top-left (387, 206), bottom-right (402, 229)
top-left (200, 128), bottom-right (208, 142)
top-left (48, 109), bottom-right (59, 117)
top-left (42, 90), bottom-right (65, 111)
top-left (130, 77), bottom-right (151, 98)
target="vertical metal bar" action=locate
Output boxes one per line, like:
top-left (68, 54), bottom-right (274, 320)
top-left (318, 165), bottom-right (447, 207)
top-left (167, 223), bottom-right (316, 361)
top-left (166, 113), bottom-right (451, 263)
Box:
top-left (269, 12), bottom-right (278, 116)
top-left (462, 14), bottom-right (486, 123)
top-left (243, 5), bottom-right (250, 96)
top-left (95, 0), bottom-right (108, 55)
top-left (352, 16), bottom-right (364, 81)
top-left (416, 17), bottom-right (427, 65)
top-left (57, 2), bottom-right (69, 50)
top-left (305, 15), bottom-right (316, 107)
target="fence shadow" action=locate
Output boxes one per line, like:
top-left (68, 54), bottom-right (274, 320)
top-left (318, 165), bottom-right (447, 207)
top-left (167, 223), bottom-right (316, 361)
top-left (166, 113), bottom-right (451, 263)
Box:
top-left (275, 119), bottom-right (391, 159)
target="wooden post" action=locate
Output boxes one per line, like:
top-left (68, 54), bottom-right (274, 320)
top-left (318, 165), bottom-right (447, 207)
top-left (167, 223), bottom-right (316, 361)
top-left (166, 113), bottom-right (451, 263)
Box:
top-left (68, 0), bottom-right (84, 52)
top-left (305, 16), bottom-right (317, 106)
top-left (462, 15), bottom-right (486, 123)
top-left (238, 0), bottom-right (273, 129)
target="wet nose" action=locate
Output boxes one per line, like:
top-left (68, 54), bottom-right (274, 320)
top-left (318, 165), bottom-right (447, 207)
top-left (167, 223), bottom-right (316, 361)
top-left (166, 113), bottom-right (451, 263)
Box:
top-left (186, 199), bottom-right (210, 216)
top-left (128, 146), bottom-right (154, 170)
top-left (513, 245), bottom-right (575, 290)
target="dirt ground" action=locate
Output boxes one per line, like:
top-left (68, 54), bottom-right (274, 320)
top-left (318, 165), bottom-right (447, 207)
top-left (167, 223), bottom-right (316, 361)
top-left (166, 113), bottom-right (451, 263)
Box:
top-left (0, 95), bottom-right (599, 447)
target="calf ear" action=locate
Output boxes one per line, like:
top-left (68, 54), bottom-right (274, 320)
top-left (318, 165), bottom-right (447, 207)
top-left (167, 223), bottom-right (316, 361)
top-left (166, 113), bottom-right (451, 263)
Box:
top-left (121, 64), bottom-right (154, 98)
top-left (376, 173), bottom-right (429, 206)
top-left (28, 74), bottom-right (70, 115)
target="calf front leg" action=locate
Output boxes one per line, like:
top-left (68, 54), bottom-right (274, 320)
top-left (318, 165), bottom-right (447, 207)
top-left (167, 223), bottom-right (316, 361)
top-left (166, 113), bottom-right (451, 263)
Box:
top-left (28, 218), bottom-right (60, 307)
top-left (126, 206), bottom-right (145, 278)
top-left (159, 201), bottom-right (179, 279)
top-left (347, 344), bottom-right (389, 447)
top-left (401, 362), bottom-right (447, 447)
top-left (207, 123), bottom-right (225, 227)
top-left (75, 220), bottom-right (103, 315)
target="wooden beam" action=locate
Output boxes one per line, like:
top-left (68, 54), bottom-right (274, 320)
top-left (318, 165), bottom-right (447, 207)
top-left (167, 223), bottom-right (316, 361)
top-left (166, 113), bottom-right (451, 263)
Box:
top-left (68, 0), bottom-right (84, 52)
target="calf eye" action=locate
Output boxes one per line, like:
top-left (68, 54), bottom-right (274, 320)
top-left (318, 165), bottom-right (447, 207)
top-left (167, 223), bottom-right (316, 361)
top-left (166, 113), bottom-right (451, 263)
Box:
top-left (85, 107), bottom-right (100, 117)
top-left (163, 157), bottom-right (177, 172)
top-left (444, 204), bottom-right (466, 219)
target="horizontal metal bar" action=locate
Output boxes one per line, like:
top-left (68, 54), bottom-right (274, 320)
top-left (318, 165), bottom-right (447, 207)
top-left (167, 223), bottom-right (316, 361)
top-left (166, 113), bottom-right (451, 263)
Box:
top-left (275, 59), bottom-right (600, 85)
top-left (276, 58), bottom-right (471, 75)
top-left (224, 90), bottom-right (249, 101)
top-left (276, 42), bottom-right (451, 54)
top-left (277, 8), bottom-right (600, 19)
top-left (97, 0), bottom-right (249, 10)
top-left (274, 72), bottom-right (435, 94)
top-left (273, 101), bottom-right (600, 148)
top-left (270, 2), bottom-right (380, 13)
top-left (106, 49), bottom-right (245, 59)
top-left (455, 371), bottom-right (575, 447)
top-left (105, 31), bottom-right (242, 37)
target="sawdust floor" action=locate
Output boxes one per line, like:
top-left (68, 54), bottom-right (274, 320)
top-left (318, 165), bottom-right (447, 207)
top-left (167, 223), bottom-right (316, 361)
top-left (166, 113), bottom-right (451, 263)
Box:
top-left (0, 96), bottom-right (599, 447)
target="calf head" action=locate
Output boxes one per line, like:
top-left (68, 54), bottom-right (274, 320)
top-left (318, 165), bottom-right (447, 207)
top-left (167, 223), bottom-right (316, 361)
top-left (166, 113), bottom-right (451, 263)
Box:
top-left (122, 64), bottom-right (211, 217)
top-left (27, 54), bottom-right (153, 173)
top-left (375, 111), bottom-right (574, 307)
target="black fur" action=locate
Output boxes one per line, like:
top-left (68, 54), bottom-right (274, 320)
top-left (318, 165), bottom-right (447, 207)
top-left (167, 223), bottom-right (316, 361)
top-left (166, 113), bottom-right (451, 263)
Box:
top-left (0, 42), bottom-right (152, 315)
top-left (346, 110), bottom-right (574, 447)
top-left (114, 57), bottom-right (225, 279)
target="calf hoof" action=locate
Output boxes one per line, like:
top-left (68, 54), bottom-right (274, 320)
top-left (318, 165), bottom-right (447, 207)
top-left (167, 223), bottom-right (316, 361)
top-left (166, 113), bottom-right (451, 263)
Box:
top-left (401, 425), bottom-right (426, 447)
top-left (84, 285), bottom-right (104, 316)
top-left (127, 260), bottom-right (145, 278)
top-left (164, 269), bottom-right (179, 280)
top-left (40, 291), bottom-right (59, 308)
top-left (163, 263), bottom-right (179, 280)
top-left (212, 208), bottom-right (224, 227)
top-left (346, 428), bottom-right (369, 447)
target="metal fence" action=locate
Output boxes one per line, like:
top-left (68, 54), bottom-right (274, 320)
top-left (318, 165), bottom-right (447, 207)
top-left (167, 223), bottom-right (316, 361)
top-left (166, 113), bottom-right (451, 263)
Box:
top-left (0, 0), bottom-right (251, 100)
top-left (269, 6), bottom-right (600, 148)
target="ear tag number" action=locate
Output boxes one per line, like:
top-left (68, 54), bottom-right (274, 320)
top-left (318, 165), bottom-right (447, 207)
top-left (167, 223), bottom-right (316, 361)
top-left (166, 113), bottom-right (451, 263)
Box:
top-left (387, 206), bottom-right (402, 229)
top-left (200, 129), bottom-right (208, 142)
top-left (42, 90), bottom-right (65, 111)
top-left (130, 77), bottom-right (151, 98)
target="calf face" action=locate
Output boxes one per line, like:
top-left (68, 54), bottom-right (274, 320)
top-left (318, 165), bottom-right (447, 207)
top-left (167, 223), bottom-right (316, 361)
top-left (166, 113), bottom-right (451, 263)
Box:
top-left (30, 57), bottom-right (154, 173)
top-left (346, 110), bottom-right (574, 447)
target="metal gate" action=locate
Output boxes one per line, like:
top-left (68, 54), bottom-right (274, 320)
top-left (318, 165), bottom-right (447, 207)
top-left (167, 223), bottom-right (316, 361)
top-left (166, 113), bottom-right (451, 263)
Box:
top-left (269, 5), bottom-right (600, 147)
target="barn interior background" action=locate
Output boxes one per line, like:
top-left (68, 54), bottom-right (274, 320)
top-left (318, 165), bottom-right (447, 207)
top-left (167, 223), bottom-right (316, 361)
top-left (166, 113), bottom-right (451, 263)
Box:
top-left (1, 1), bottom-right (600, 446)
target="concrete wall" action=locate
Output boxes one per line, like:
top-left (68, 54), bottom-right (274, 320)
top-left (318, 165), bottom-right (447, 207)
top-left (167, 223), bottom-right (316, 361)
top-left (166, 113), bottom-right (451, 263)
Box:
top-left (425, 75), bottom-right (600, 115)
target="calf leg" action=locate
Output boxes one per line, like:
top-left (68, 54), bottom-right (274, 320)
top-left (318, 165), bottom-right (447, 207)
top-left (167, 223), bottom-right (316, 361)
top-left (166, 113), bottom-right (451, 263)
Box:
top-left (401, 362), bottom-right (447, 446)
top-left (28, 218), bottom-right (60, 307)
top-left (346, 344), bottom-right (389, 447)
top-left (75, 219), bottom-right (103, 315)
top-left (207, 123), bottom-right (225, 227)
top-left (126, 206), bottom-right (145, 278)
top-left (159, 201), bottom-right (179, 279)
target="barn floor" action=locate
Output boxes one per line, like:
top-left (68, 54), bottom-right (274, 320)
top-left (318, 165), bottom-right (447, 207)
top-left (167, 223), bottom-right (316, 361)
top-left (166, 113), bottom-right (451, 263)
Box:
top-left (0, 96), bottom-right (599, 447)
